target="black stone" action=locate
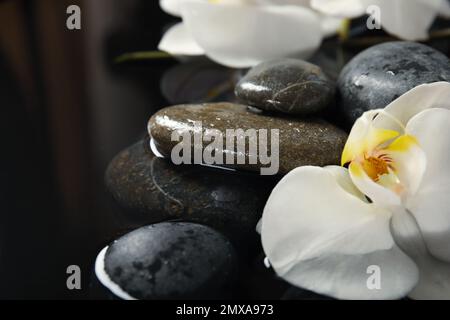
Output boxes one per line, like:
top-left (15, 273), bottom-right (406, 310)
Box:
top-left (235, 58), bottom-right (335, 115)
top-left (105, 137), bottom-right (279, 244)
top-left (103, 222), bottom-right (237, 300)
top-left (338, 41), bottom-right (450, 124)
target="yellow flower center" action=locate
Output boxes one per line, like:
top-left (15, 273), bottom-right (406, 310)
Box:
top-left (341, 110), bottom-right (425, 199)
top-left (361, 155), bottom-right (391, 182)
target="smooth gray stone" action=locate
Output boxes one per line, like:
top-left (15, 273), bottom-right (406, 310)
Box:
top-left (235, 59), bottom-right (334, 115)
top-left (105, 138), bottom-right (279, 243)
top-left (103, 222), bottom-right (237, 300)
top-left (148, 103), bottom-right (348, 174)
top-left (338, 41), bottom-right (450, 123)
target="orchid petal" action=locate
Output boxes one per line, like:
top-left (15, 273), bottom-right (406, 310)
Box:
top-left (349, 162), bottom-right (401, 207)
top-left (440, 0), bottom-right (450, 18)
top-left (261, 166), bottom-right (418, 300)
top-left (372, 0), bottom-right (442, 41)
top-left (342, 110), bottom-right (399, 165)
top-left (326, 165), bottom-right (368, 202)
top-left (391, 208), bottom-right (450, 300)
top-left (409, 257), bottom-right (450, 300)
top-left (179, 1), bottom-right (322, 68)
top-left (160, 0), bottom-right (185, 17)
top-left (256, 218), bottom-right (262, 234)
top-left (375, 82), bottom-right (450, 130)
top-left (313, 0), bottom-right (443, 40)
top-left (320, 16), bottom-right (344, 37)
top-left (405, 108), bottom-right (450, 263)
top-left (266, 0), bottom-right (343, 36)
top-left (384, 135), bottom-right (427, 198)
top-left (158, 23), bottom-right (205, 56)
top-left (265, 0), bottom-right (310, 5)
top-left (311, 0), bottom-right (368, 18)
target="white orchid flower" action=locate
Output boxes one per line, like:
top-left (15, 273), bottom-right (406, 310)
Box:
top-left (311, 0), bottom-right (450, 41)
top-left (260, 81), bottom-right (450, 300)
top-left (158, 0), bottom-right (342, 68)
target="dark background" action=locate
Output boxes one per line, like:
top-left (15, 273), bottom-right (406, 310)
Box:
top-left (0, 0), bottom-right (175, 299)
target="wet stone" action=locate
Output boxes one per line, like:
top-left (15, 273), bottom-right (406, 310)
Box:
top-left (105, 137), bottom-right (279, 243)
top-left (235, 59), bottom-right (335, 115)
top-left (338, 41), bottom-right (450, 123)
top-left (148, 103), bottom-right (348, 175)
top-left (100, 222), bottom-right (237, 300)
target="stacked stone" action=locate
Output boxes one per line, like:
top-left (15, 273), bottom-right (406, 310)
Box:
top-left (94, 47), bottom-right (382, 299)
top-left (338, 42), bottom-right (450, 123)
top-left (94, 41), bottom-right (450, 299)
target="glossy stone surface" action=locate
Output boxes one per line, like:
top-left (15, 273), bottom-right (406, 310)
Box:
top-left (148, 103), bottom-right (347, 174)
top-left (338, 41), bottom-right (450, 123)
top-left (105, 137), bottom-right (279, 243)
top-left (103, 222), bottom-right (237, 299)
top-left (235, 59), bottom-right (334, 115)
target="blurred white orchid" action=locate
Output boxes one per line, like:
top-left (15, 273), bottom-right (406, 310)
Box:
top-left (260, 82), bottom-right (450, 299)
top-left (311, 0), bottom-right (450, 40)
top-left (158, 0), bottom-right (342, 68)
